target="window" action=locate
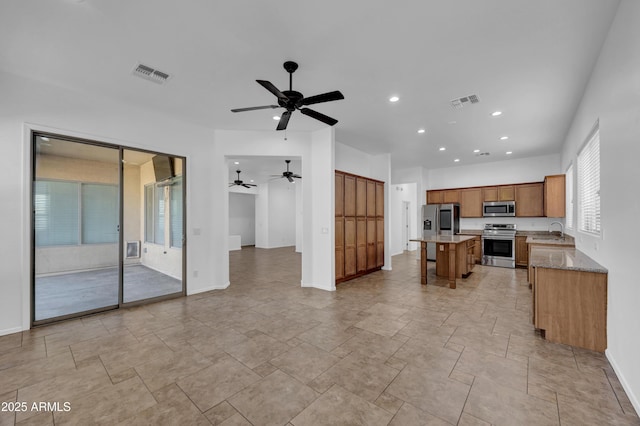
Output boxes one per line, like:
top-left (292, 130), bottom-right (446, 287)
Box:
top-left (34, 180), bottom-right (118, 246)
top-left (565, 164), bottom-right (574, 230)
top-left (144, 178), bottom-right (182, 247)
top-left (577, 123), bottom-right (600, 235)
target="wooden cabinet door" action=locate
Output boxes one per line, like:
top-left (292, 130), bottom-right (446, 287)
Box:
top-left (356, 217), bottom-right (367, 272)
top-left (460, 188), bottom-right (482, 217)
top-left (442, 189), bottom-right (460, 203)
top-left (366, 218), bottom-right (377, 270)
top-left (344, 217), bottom-right (357, 277)
top-left (335, 217), bottom-right (344, 280)
top-left (474, 236), bottom-right (482, 263)
top-left (366, 180), bottom-right (376, 217)
top-left (483, 187), bottom-right (498, 202)
top-left (544, 175), bottom-right (566, 217)
top-left (375, 182), bottom-right (384, 217)
top-left (356, 178), bottom-right (367, 216)
top-left (335, 172), bottom-right (344, 217)
top-left (344, 175), bottom-right (356, 217)
top-left (499, 185), bottom-right (515, 201)
top-left (515, 183), bottom-right (544, 217)
top-left (427, 190), bottom-right (443, 205)
top-left (515, 236), bottom-right (528, 267)
top-left (376, 218), bottom-right (384, 267)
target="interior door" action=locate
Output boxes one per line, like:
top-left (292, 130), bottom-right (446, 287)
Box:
top-left (33, 135), bottom-right (120, 322)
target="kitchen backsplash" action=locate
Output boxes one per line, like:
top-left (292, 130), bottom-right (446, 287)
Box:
top-left (460, 217), bottom-right (565, 231)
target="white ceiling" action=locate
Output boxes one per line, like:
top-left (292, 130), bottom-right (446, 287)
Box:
top-left (0, 0), bottom-right (620, 175)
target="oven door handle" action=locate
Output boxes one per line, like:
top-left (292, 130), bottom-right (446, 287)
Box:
top-left (482, 236), bottom-right (515, 240)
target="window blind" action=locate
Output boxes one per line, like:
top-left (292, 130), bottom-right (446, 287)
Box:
top-left (144, 184), bottom-right (154, 243)
top-left (34, 181), bottom-right (80, 246)
top-left (170, 177), bottom-right (183, 248)
top-left (82, 184), bottom-right (118, 244)
top-left (577, 126), bottom-right (600, 234)
top-left (154, 185), bottom-right (165, 245)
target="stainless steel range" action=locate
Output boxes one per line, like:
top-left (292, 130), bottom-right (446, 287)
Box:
top-left (482, 224), bottom-right (516, 268)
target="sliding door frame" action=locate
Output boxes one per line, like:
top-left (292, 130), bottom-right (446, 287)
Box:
top-left (30, 131), bottom-right (187, 327)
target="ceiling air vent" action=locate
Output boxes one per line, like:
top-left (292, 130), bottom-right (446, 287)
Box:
top-left (475, 152), bottom-right (491, 157)
top-left (450, 94), bottom-right (480, 109)
top-left (132, 63), bottom-right (172, 84)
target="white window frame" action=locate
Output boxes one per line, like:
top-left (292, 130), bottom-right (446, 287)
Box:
top-left (577, 121), bottom-right (601, 236)
top-left (565, 163), bottom-right (574, 230)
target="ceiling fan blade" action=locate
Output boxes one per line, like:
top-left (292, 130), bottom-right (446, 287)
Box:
top-left (291, 174), bottom-right (302, 179)
top-left (287, 176), bottom-right (294, 183)
top-left (257, 80), bottom-right (288, 100)
top-left (300, 108), bottom-right (338, 126)
top-left (229, 183), bottom-right (236, 187)
top-left (242, 184), bottom-right (252, 188)
top-left (276, 111), bottom-right (292, 131)
top-left (231, 105), bottom-right (280, 113)
top-left (298, 90), bottom-right (344, 107)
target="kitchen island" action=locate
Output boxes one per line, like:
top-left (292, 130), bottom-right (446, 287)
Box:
top-left (410, 235), bottom-right (476, 289)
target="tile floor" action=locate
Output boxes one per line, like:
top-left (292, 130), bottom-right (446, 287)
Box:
top-left (1, 247), bottom-right (638, 425)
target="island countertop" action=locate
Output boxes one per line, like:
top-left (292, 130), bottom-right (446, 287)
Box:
top-left (410, 235), bottom-right (476, 244)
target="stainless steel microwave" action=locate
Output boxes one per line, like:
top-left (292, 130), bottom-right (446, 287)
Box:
top-left (483, 201), bottom-right (515, 217)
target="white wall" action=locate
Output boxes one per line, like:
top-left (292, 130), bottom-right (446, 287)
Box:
top-left (212, 128), bottom-right (335, 291)
top-left (0, 70), bottom-right (216, 335)
top-left (559, 0), bottom-right (640, 414)
top-left (254, 179), bottom-right (296, 249)
top-left (229, 193), bottom-right (256, 246)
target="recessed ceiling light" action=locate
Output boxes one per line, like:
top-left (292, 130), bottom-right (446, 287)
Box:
top-left (389, 96), bottom-right (399, 103)
top-left (273, 116), bottom-right (280, 120)
top-left (250, 180), bottom-right (254, 183)
top-left (454, 158), bottom-right (460, 162)
top-left (500, 136), bottom-right (509, 140)
top-left (417, 129), bottom-right (425, 134)
top-left (473, 149), bottom-right (480, 153)
top-left (234, 161), bottom-right (239, 165)
top-left (506, 151), bottom-right (513, 155)
top-left (439, 147), bottom-right (446, 151)
top-left (491, 111), bottom-right (502, 117)
top-left (40, 136), bottom-right (50, 141)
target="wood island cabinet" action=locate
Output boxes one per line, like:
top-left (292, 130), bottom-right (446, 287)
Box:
top-left (460, 188), bottom-right (483, 217)
top-left (544, 174), bottom-right (566, 217)
top-left (515, 235), bottom-right (528, 267)
top-left (515, 183), bottom-right (544, 217)
top-left (336, 171), bottom-right (384, 284)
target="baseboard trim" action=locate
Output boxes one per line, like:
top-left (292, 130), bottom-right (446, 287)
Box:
top-left (606, 349), bottom-right (640, 416)
top-left (301, 281), bottom-right (335, 292)
top-left (0, 326), bottom-right (23, 337)
top-left (187, 281), bottom-right (230, 295)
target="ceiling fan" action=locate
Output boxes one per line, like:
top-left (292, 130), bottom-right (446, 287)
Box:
top-left (229, 170), bottom-right (257, 189)
top-left (231, 61), bottom-right (344, 131)
top-left (271, 160), bottom-right (301, 183)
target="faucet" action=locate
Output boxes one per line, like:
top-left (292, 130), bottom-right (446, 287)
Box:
top-left (549, 221), bottom-right (564, 239)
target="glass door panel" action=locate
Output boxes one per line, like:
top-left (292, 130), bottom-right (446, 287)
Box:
top-left (33, 135), bottom-right (120, 322)
top-left (122, 150), bottom-right (184, 303)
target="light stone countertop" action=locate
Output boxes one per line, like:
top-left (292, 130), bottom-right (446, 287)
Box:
top-left (529, 246), bottom-right (607, 273)
top-left (411, 235), bottom-right (476, 244)
top-left (525, 235), bottom-right (575, 246)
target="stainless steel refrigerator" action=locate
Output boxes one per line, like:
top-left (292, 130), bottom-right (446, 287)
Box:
top-left (421, 203), bottom-right (460, 260)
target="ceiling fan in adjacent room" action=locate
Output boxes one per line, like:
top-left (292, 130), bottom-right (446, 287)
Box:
top-left (271, 160), bottom-right (301, 183)
top-left (229, 170), bottom-right (257, 188)
top-left (231, 61), bottom-right (344, 131)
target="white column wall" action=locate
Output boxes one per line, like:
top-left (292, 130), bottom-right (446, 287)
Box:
top-left (559, 0), bottom-right (640, 414)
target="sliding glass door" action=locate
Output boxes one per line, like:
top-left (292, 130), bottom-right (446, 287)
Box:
top-left (33, 135), bottom-right (120, 321)
top-left (32, 134), bottom-right (186, 324)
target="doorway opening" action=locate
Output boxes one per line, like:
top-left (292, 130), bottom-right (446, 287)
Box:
top-left (31, 133), bottom-right (186, 325)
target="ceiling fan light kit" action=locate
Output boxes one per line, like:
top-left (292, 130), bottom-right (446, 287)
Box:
top-left (231, 61), bottom-right (344, 131)
top-left (229, 170), bottom-right (257, 189)
top-left (270, 159), bottom-right (302, 183)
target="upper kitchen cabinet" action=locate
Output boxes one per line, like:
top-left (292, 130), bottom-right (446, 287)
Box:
top-left (442, 189), bottom-right (460, 204)
top-left (366, 180), bottom-right (376, 217)
top-left (356, 177), bottom-right (367, 216)
top-left (344, 174), bottom-right (356, 217)
top-left (460, 188), bottom-right (483, 217)
top-left (376, 182), bottom-right (384, 217)
top-left (335, 173), bottom-right (344, 217)
top-left (427, 190), bottom-right (443, 205)
top-left (515, 183), bottom-right (544, 217)
top-left (544, 174), bottom-right (566, 217)
top-left (483, 185), bottom-right (515, 201)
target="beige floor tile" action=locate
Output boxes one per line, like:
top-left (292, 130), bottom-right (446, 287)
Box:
top-left (458, 412), bottom-right (492, 426)
top-left (15, 412), bottom-right (54, 426)
top-left (0, 390), bottom-right (17, 426)
top-left (392, 339), bottom-right (460, 374)
top-left (508, 333), bottom-right (577, 368)
top-left (255, 316), bottom-right (320, 342)
top-left (448, 326), bottom-right (509, 357)
top-left (453, 347), bottom-right (528, 392)
top-left (0, 338), bottom-right (47, 371)
top-left (464, 376), bottom-right (559, 425)
top-left (99, 334), bottom-right (174, 377)
top-left (386, 364), bottom-right (470, 424)
top-left (69, 328), bottom-right (139, 362)
top-left (224, 333), bottom-right (290, 369)
top-left (0, 352), bottom-right (76, 395)
top-left (270, 342), bottom-right (340, 383)
top-left (175, 353), bottom-right (261, 412)
top-left (336, 330), bottom-right (405, 363)
top-left (134, 346), bottom-right (213, 392)
top-left (388, 402), bottom-right (451, 425)
top-left (353, 314), bottom-right (409, 337)
top-left (557, 392), bottom-right (640, 426)
top-left (228, 370), bottom-right (319, 426)
top-left (291, 384), bottom-right (393, 426)
top-left (218, 413), bottom-right (252, 426)
top-left (52, 376), bottom-right (156, 425)
top-left (43, 323), bottom-right (111, 356)
top-left (295, 323), bottom-right (358, 351)
top-left (311, 352), bottom-right (400, 402)
top-left (204, 401), bottom-right (239, 425)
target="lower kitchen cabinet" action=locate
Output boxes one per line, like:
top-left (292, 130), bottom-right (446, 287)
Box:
top-left (515, 236), bottom-right (528, 267)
